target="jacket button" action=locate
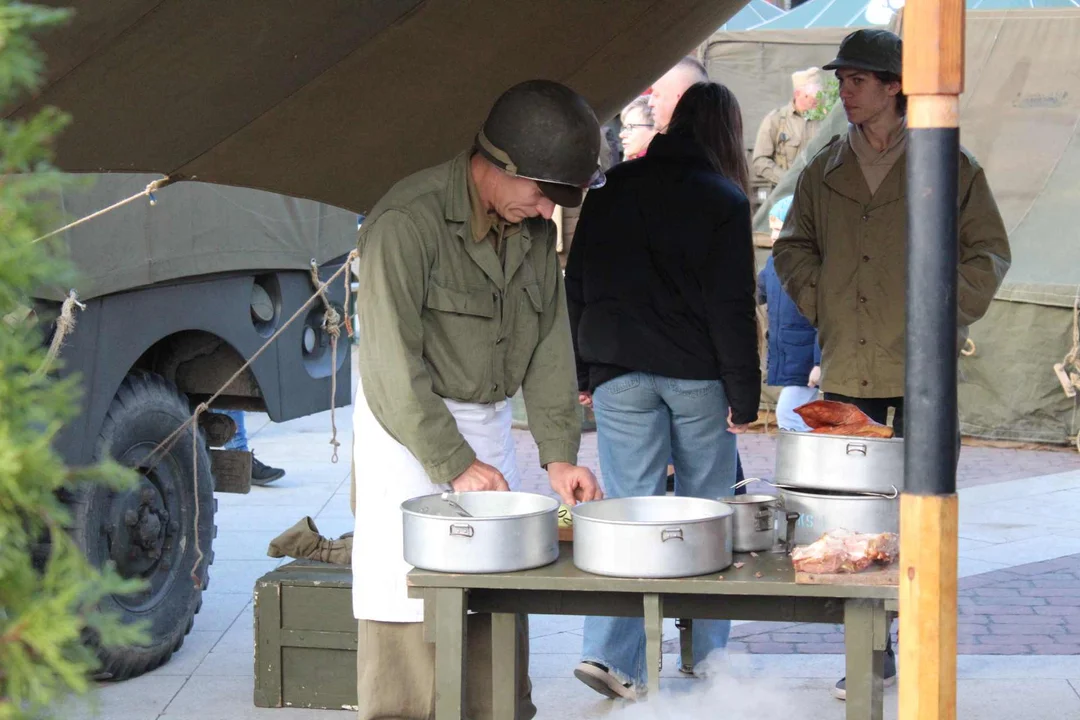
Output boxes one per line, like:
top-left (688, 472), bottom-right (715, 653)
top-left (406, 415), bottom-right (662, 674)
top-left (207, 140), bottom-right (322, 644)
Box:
top-left (859, 296), bottom-right (867, 303)
top-left (861, 380), bottom-right (869, 387)
top-left (495, 337), bottom-right (504, 344)
top-left (859, 338), bottom-right (867, 345)
top-left (862, 214), bottom-right (869, 222)
top-left (863, 255), bottom-right (870, 262)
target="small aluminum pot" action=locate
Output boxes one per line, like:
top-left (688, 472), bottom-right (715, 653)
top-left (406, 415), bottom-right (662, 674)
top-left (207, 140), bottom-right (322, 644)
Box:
top-left (401, 491), bottom-right (559, 574)
top-left (720, 494), bottom-right (799, 553)
top-left (778, 488), bottom-right (899, 546)
top-left (572, 496), bottom-right (733, 578)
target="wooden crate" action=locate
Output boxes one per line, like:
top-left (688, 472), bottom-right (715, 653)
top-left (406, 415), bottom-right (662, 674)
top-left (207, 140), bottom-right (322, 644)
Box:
top-left (253, 560), bottom-right (357, 710)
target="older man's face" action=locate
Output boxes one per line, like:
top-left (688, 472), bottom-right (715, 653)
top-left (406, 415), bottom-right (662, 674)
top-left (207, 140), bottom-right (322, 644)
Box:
top-left (491, 173), bottom-right (556, 223)
top-left (794, 85), bottom-right (820, 114)
top-left (648, 67), bottom-right (695, 132)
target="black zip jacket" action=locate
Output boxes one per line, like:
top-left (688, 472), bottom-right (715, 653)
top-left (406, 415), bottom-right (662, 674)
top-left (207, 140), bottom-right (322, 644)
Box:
top-left (564, 132), bottom-right (761, 425)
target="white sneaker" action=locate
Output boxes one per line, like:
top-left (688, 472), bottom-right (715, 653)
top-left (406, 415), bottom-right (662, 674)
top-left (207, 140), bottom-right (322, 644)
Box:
top-left (574, 661), bottom-right (639, 701)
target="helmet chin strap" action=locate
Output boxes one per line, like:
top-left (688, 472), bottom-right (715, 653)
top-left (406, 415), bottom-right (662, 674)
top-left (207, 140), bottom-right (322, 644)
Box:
top-left (475, 129), bottom-right (518, 174)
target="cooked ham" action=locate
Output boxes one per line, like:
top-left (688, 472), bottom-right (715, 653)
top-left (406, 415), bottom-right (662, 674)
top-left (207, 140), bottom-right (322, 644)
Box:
top-left (791, 529), bottom-right (899, 574)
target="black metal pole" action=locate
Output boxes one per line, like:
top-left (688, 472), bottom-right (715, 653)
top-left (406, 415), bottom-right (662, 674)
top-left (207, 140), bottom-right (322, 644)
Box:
top-left (904, 130), bottom-right (959, 496)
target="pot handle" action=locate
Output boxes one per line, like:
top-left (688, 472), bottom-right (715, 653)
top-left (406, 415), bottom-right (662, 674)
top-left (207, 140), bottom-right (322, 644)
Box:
top-left (449, 524), bottom-right (474, 538)
top-left (661, 527), bottom-right (684, 542)
top-left (846, 442), bottom-right (868, 456)
top-left (771, 511), bottom-right (801, 555)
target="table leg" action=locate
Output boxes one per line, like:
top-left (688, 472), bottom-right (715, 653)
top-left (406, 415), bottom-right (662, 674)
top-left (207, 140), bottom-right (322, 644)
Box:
top-left (434, 588), bottom-right (467, 720)
top-left (644, 594), bottom-right (663, 697)
top-left (491, 613), bottom-right (517, 720)
top-left (845, 598), bottom-right (886, 720)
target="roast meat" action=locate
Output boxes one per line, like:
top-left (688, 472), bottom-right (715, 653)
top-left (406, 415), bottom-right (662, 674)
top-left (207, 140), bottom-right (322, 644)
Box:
top-left (791, 529), bottom-right (900, 574)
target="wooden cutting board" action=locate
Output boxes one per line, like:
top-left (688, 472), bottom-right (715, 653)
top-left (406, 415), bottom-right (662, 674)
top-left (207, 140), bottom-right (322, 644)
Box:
top-left (558, 526), bottom-right (573, 543)
top-left (796, 564), bottom-right (899, 586)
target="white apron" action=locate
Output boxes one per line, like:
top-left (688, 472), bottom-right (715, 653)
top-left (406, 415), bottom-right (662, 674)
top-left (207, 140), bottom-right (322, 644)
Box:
top-left (350, 372), bottom-right (520, 623)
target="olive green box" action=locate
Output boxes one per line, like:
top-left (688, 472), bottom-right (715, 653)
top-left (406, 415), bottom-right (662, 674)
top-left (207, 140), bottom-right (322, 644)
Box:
top-left (253, 560), bottom-right (357, 710)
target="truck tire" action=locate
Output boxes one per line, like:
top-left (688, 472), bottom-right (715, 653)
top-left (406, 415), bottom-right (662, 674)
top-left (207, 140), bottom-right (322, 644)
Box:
top-left (70, 371), bottom-right (216, 681)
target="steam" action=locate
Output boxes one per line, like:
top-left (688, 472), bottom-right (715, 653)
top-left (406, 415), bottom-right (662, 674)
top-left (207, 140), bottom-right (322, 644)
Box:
top-left (610, 652), bottom-right (812, 720)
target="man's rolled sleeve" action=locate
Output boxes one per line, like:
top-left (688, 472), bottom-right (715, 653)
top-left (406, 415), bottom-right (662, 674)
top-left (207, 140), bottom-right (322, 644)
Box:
top-left (521, 242), bottom-right (581, 468)
top-left (355, 210), bottom-right (475, 484)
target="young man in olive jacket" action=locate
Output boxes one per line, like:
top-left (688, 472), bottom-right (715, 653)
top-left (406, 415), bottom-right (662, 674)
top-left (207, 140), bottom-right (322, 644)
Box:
top-left (772, 29), bottom-right (1011, 700)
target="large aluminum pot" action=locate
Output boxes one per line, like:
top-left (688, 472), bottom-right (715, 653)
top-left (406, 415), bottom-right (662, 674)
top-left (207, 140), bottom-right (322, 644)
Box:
top-left (572, 496), bottom-right (733, 578)
top-left (774, 430), bottom-right (904, 495)
top-left (401, 491), bottom-right (559, 573)
top-left (779, 488), bottom-right (899, 546)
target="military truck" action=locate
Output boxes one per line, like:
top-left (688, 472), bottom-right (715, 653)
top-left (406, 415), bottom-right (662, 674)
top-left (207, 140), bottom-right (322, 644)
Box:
top-left (32, 173), bottom-right (356, 680)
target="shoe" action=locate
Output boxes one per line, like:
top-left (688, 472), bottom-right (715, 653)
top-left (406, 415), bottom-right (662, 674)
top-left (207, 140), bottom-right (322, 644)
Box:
top-left (832, 645), bottom-right (897, 700)
top-left (250, 452), bottom-right (286, 486)
top-left (574, 661), bottom-right (638, 701)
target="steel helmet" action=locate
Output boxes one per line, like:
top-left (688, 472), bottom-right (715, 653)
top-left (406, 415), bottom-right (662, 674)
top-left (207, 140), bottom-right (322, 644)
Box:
top-left (474, 80), bottom-right (606, 208)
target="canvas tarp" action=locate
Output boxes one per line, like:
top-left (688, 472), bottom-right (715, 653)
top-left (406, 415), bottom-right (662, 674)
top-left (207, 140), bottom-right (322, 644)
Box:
top-left (706, 9), bottom-right (1080, 444)
top-left (5, 0), bottom-right (747, 216)
top-left (33, 174), bottom-right (359, 302)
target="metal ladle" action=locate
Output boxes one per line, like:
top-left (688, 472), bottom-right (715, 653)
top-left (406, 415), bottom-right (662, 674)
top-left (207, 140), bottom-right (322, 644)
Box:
top-left (416, 492), bottom-right (473, 518)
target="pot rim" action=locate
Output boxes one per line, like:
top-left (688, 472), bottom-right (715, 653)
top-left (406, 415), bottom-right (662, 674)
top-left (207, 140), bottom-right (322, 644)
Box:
top-left (777, 429), bottom-right (904, 444)
top-left (720, 494), bottom-right (779, 505)
top-left (572, 496), bottom-right (733, 526)
top-left (779, 487), bottom-right (897, 501)
top-left (400, 490), bottom-right (559, 520)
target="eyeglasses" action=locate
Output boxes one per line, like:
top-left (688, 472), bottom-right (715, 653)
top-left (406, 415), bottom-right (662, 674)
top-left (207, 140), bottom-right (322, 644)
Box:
top-left (622, 123), bottom-right (654, 131)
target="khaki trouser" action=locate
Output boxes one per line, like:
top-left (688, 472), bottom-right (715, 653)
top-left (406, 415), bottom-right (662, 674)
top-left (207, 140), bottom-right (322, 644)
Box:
top-left (356, 615), bottom-right (535, 720)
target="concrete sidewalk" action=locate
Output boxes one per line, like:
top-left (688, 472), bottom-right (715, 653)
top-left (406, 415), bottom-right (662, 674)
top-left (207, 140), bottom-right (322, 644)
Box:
top-left (63, 407), bottom-right (1080, 720)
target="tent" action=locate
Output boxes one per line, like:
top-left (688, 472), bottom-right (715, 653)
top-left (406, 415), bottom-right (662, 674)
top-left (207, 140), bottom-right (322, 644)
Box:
top-left (705, 8), bottom-right (1080, 445)
top-left (752, 0), bottom-right (1079, 30)
top-left (718, 0), bottom-right (788, 30)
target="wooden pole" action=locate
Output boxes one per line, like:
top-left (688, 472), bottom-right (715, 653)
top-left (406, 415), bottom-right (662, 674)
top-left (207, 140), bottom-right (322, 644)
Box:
top-left (900, 0), bottom-right (964, 719)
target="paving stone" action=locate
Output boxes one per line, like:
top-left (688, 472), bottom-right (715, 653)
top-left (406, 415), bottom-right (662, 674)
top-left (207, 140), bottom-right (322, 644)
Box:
top-left (991, 615), bottom-right (1067, 625)
top-left (962, 604), bottom-right (1037, 615)
top-left (988, 624), bottom-right (1066, 636)
top-left (979, 634), bottom-right (1056, 644)
top-left (793, 643), bottom-right (845, 654)
top-left (744, 642), bottom-right (796, 653)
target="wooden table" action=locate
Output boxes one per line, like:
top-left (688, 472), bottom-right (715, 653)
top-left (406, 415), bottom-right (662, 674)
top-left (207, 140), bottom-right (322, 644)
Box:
top-left (407, 542), bottom-right (898, 720)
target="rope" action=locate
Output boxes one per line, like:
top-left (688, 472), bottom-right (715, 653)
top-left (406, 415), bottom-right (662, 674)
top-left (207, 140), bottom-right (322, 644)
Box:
top-left (310, 260), bottom-right (351, 463)
top-left (134, 250), bottom-right (359, 589)
top-left (32, 177), bottom-right (174, 244)
top-left (190, 403), bottom-right (209, 587)
top-left (36, 290), bottom-right (85, 376)
top-left (1065, 291), bottom-right (1080, 453)
top-left (143, 250), bottom-right (359, 473)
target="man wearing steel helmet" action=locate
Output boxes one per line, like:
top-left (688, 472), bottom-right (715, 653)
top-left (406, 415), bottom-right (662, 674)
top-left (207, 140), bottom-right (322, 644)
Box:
top-left (772, 29), bottom-right (1010, 701)
top-left (350, 80), bottom-right (604, 719)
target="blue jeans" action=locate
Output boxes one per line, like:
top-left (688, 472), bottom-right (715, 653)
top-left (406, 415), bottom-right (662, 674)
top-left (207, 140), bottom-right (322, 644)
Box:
top-left (581, 373), bottom-right (736, 687)
top-left (223, 410), bottom-right (248, 451)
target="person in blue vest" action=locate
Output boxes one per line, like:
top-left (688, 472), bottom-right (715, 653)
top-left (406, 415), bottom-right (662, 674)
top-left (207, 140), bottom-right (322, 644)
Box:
top-left (758, 196), bottom-right (820, 431)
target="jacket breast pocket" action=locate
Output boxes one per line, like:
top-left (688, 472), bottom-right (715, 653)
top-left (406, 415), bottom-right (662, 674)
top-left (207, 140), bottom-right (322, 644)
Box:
top-left (425, 283), bottom-right (495, 318)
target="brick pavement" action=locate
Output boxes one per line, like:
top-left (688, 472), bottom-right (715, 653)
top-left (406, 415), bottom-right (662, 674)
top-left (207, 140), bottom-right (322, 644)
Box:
top-left (714, 554), bottom-right (1080, 656)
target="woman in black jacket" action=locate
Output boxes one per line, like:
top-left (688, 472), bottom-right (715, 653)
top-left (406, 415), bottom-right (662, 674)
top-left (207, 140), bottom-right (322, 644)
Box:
top-left (567, 82), bottom-right (761, 700)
